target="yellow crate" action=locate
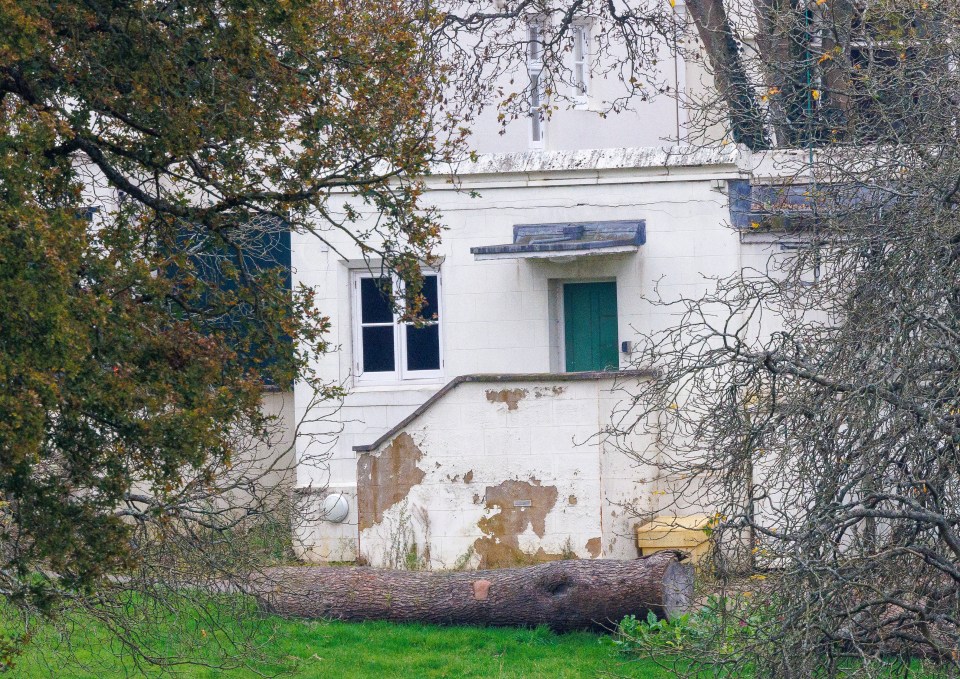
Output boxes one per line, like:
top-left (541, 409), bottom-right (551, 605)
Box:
top-left (635, 514), bottom-right (712, 566)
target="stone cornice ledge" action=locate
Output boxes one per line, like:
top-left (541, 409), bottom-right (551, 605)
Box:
top-left (352, 370), bottom-right (656, 453)
top-left (431, 145), bottom-right (746, 178)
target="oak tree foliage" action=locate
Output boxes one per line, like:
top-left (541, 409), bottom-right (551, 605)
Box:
top-left (0, 0), bottom-right (463, 668)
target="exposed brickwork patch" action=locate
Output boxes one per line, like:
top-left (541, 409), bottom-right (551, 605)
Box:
top-left (484, 388), bottom-right (528, 411)
top-left (356, 433), bottom-right (426, 532)
top-left (473, 479), bottom-right (562, 568)
top-left (585, 537), bottom-right (602, 558)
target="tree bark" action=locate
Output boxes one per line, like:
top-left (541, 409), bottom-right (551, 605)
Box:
top-left (254, 551), bottom-right (693, 633)
top-left (752, 0), bottom-right (810, 147)
top-left (686, 0), bottom-right (770, 150)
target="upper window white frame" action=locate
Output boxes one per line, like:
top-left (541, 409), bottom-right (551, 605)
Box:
top-left (526, 19), bottom-right (547, 148)
top-left (352, 269), bottom-right (443, 385)
top-left (571, 23), bottom-right (591, 106)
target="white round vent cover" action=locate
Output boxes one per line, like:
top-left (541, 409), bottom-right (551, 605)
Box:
top-left (321, 493), bottom-right (349, 523)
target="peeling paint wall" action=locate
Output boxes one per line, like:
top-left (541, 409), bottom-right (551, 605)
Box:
top-left (357, 433), bottom-right (426, 531)
top-left (484, 388), bottom-right (527, 411)
top-left (354, 377), bottom-right (658, 568)
top-left (291, 150), bottom-right (749, 564)
top-left (474, 479), bottom-right (561, 567)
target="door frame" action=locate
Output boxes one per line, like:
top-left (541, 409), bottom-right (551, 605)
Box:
top-left (549, 277), bottom-right (618, 373)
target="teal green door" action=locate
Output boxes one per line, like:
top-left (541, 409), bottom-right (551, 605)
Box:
top-left (563, 281), bottom-right (619, 372)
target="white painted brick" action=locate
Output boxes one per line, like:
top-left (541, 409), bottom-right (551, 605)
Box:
top-left (481, 426), bottom-right (532, 457)
top-left (462, 401), bottom-right (508, 429)
top-left (552, 399), bottom-right (603, 426)
top-left (527, 425), bottom-right (592, 456)
top-left (503, 398), bottom-right (553, 424)
top-left (293, 148), bottom-right (743, 565)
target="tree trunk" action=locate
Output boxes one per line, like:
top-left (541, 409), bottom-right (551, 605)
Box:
top-left (751, 0), bottom-right (811, 147)
top-left (254, 551), bottom-right (693, 633)
top-left (686, 0), bottom-right (770, 150)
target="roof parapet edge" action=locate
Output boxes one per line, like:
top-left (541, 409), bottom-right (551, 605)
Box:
top-left (430, 145), bottom-right (746, 178)
top-left (352, 369), bottom-right (656, 453)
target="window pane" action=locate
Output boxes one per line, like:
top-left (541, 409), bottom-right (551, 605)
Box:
top-left (528, 26), bottom-right (541, 61)
top-left (574, 28), bottom-right (585, 60)
top-left (362, 326), bottom-right (395, 372)
top-left (406, 324), bottom-right (440, 371)
top-left (360, 277), bottom-right (393, 324)
top-left (423, 275), bottom-right (439, 318)
top-left (408, 275), bottom-right (439, 321)
top-left (849, 46), bottom-right (918, 141)
top-left (530, 71), bottom-right (542, 142)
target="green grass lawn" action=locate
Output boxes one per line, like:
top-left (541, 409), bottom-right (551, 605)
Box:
top-left (5, 610), bottom-right (678, 678)
top-left (6, 603), bottom-right (948, 678)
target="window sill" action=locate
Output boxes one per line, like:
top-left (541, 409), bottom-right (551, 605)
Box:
top-left (350, 381), bottom-right (445, 394)
top-left (573, 100), bottom-right (602, 112)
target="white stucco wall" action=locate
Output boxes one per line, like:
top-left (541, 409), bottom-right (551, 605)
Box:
top-left (465, 13), bottom-right (689, 155)
top-left (303, 375), bottom-right (658, 568)
top-left (291, 145), bottom-right (763, 564)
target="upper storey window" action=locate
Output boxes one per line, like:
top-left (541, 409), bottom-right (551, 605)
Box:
top-left (527, 22), bottom-right (543, 62)
top-left (527, 20), bottom-right (546, 147)
top-left (353, 271), bottom-right (442, 384)
top-left (843, 6), bottom-right (923, 142)
top-left (769, 4), bottom-right (926, 146)
top-left (571, 24), bottom-right (590, 106)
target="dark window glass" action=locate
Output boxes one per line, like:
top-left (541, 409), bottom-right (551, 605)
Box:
top-left (362, 326), bottom-right (395, 372)
top-left (407, 276), bottom-right (440, 321)
top-left (360, 277), bottom-right (393, 323)
top-left (408, 275), bottom-right (439, 321)
top-left (406, 324), bottom-right (440, 371)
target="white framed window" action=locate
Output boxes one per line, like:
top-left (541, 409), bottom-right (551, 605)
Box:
top-left (527, 22), bottom-right (543, 62)
top-left (352, 270), bottom-right (443, 384)
top-left (529, 70), bottom-right (546, 146)
top-left (571, 24), bottom-right (590, 106)
top-left (527, 20), bottom-right (546, 147)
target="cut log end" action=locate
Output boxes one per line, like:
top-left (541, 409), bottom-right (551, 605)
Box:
top-left (255, 551), bottom-right (694, 632)
top-left (663, 559), bottom-right (695, 620)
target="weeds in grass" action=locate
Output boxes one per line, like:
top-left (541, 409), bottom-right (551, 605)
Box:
top-left (611, 594), bottom-right (951, 678)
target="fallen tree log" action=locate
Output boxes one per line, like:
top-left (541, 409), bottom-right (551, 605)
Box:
top-left (255, 551), bottom-right (693, 632)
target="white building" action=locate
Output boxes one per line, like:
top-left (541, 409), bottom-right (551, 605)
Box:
top-left (290, 14), bottom-right (780, 568)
